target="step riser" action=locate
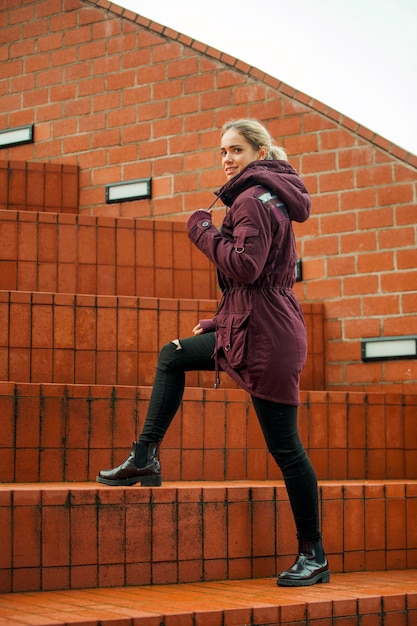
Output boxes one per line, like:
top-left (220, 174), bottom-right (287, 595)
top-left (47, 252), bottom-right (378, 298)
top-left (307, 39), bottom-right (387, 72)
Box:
top-left (0, 291), bottom-right (217, 387)
top-left (0, 291), bottom-right (325, 389)
top-left (0, 209), bottom-right (217, 300)
top-left (1, 481), bottom-right (416, 593)
top-left (0, 162), bottom-right (79, 215)
top-left (1, 384), bottom-right (416, 483)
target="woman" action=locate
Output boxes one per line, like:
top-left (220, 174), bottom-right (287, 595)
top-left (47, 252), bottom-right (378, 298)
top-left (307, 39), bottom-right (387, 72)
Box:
top-left (97, 119), bottom-right (329, 587)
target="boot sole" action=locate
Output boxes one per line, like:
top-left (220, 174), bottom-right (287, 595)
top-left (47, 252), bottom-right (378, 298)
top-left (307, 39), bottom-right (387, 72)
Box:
top-left (96, 474), bottom-right (162, 487)
top-left (277, 569), bottom-right (331, 587)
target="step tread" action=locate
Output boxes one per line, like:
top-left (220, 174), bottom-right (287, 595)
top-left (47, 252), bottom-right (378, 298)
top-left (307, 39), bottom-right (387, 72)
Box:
top-left (0, 570), bottom-right (416, 625)
top-left (2, 478), bottom-right (416, 490)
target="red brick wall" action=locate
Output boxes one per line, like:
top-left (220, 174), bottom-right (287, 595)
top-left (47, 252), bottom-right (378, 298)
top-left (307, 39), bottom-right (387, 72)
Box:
top-left (0, 0), bottom-right (416, 391)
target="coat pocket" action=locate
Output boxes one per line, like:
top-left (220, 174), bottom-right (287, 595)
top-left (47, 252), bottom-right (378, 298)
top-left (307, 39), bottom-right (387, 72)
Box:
top-left (216, 311), bottom-right (251, 369)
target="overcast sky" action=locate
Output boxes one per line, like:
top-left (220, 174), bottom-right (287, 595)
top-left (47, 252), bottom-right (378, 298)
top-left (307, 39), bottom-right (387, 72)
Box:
top-left (116, 0), bottom-right (417, 156)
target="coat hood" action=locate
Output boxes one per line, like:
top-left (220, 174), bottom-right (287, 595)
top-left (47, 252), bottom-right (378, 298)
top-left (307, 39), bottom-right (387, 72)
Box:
top-left (215, 160), bottom-right (311, 223)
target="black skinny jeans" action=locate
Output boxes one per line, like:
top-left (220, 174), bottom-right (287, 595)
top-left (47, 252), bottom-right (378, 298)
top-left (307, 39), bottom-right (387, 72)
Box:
top-left (139, 332), bottom-right (321, 542)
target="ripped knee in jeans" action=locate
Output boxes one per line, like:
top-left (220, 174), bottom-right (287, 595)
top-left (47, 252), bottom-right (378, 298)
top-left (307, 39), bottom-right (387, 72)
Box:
top-left (171, 339), bottom-right (183, 351)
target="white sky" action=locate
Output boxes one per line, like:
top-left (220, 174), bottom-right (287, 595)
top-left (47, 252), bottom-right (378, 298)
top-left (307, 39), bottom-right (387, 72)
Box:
top-left (116, 0), bottom-right (417, 156)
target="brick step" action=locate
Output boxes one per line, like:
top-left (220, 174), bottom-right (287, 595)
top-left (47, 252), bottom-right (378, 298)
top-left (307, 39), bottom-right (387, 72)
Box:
top-left (0, 570), bottom-right (416, 625)
top-left (0, 209), bottom-right (216, 300)
top-left (0, 289), bottom-right (325, 390)
top-left (0, 290), bottom-right (219, 387)
top-left (1, 480), bottom-right (416, 594)
top-left (1, 382), bottom-right (416, 483)
top-left (0, 160), bottom-right (79, 216)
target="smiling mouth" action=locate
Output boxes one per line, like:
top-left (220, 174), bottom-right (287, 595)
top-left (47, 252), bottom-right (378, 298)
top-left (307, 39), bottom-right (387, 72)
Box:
top-left (225, 167), bottom-right (237, 176)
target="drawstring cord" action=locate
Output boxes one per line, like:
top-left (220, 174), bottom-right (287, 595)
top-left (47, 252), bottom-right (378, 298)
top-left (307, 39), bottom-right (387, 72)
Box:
top-left (207, 196), bottom-right (219, 211)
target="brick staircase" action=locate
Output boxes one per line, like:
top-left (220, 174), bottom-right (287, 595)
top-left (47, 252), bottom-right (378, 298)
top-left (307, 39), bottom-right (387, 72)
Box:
top-left (0, 161), bottom-right (416, 625)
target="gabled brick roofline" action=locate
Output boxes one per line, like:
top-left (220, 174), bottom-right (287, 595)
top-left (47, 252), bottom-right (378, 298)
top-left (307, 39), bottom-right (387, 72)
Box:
top-left (90, 0), bottom-right (417, 169)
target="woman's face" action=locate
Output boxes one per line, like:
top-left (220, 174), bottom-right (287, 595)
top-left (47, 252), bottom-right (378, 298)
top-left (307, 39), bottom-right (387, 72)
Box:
top-left (220, 128), bottom-right (266, 181)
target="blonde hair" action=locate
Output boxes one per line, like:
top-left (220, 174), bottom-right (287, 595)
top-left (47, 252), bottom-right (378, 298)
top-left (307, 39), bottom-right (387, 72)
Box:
top-left (221, 119), bottom-right (287, 161)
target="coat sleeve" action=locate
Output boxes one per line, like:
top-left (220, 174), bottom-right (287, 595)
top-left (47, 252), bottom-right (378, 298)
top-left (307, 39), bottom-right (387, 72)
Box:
top-left (187, 196), bottom-right (272, 284)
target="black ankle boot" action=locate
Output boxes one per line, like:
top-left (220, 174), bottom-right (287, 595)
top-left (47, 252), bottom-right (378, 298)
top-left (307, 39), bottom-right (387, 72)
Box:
top-left (277, 539), bottom-right (330, 587)
top-left (96, 441), bottom-right (162, 487)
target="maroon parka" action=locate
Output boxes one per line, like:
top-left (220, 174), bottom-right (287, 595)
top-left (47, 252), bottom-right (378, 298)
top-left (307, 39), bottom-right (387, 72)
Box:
top-left (186, 160), bottom-right (311, 405)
